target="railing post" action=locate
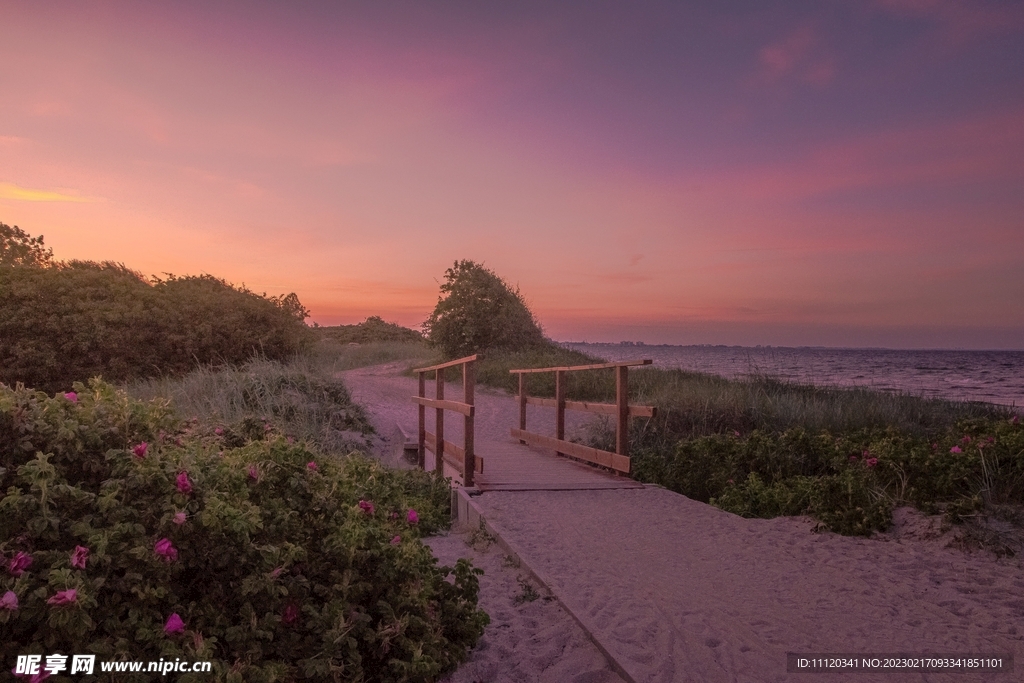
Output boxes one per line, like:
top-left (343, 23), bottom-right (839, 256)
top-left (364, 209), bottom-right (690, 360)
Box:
top-left (463, 360), bottom-right (475, 487)
top-left (615, 365), bottom-right (629, 459)
top-left (435, 369), bottom-right (444, 474)
top-left (417, 371), bottom-right (426, 469)
top-left (555, 369), bottom-right (566, 456)
top-left (518, 372), bottom-right (527, 444)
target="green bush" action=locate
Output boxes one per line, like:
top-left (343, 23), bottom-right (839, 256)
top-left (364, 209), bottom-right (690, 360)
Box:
top-left (0, 380), bottom-right (487, 682)
top-left (423, 261), bottom-right (545, 359)
top-left (1, 222), bottom-right (53, 267)
top-left (630, 419), bottom-right (1024, 536)
top-left (317, 317), bottom-right (423, 344)
top-left (0, 262), bottom-right (312, 393)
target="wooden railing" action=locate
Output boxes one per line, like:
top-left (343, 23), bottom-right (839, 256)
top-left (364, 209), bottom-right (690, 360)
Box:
top-left (509, 359), bottom-right (656, 474)
top-left (412, 355), bottom-right (483, 486)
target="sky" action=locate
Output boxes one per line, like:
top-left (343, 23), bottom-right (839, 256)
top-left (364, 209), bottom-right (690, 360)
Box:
top-left (2, 0), bottom-right (1022, 349)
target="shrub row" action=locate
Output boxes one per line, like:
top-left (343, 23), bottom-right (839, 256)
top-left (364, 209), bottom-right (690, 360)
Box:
top-left (0, 262), bottom-right (313, 393)
top-left (628, 418), bottom-right (1024, 535)
top-left (0, 380), bottom-right (487, 682)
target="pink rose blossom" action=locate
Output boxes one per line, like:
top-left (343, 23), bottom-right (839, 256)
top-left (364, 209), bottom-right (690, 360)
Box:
top-left (306, 461), bottom-right (318, 471)
top-left (132, 442), bottom-right (148, 459)
top-left (47, 589), bottom-right (77, 606)
top-left (407, 509), bottom-right (419, 525)
top-left (282, 604), bottom-right (299, 625)
top-left (154, 538), bottom-right (178, 563)
top-left (866, 457), bottom-right (878, 467)
top-left (8, 551), bottom-right (32, 577)
top-left (0, 591), bottom-right (17, 610)
top-left (64, 391), bottom-right (78, 403)
top-left (70, 545), bottom-right (89, 569)
top-left (950, 446), bottom-right (962, 453)
top-left (176, 471), bottom-right (192, 494)
top-left (390, 535), bottom-right (401, 545)
top-left (172, 511), bottom-right (187, 526)
top-left (358, 499), bottom-right (374, 515)
top-left (164, 612), bottom-right (185, 634)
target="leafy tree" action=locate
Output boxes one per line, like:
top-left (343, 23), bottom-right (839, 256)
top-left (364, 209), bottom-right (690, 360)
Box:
top-left (424, 260), bottom-right (545, 358)
top-left (0, 222), bottom-right (53, 267)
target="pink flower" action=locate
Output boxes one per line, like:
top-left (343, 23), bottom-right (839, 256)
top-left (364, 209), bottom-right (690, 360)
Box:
top-left (63, 391), bottom-right (78, 403)
top-left (950, 446), bottom-right (962, 453)
top-left (214, 427), bottom-right (224, 436)
top-left (866, 457), bottom-right (878, 467)
top-left (733, 430), bottom-right (740, 437)
top-left (358, 499), bottom-right (374, 515)
top-left (154, 538), bottom-right (178, 563)
top-left (70, 545), bottom-right (89, 569)
top-left (47, 589), bottom-right (77, 606)
top-left (270, 566), bottom-right (283, 578)
top-left (248, 465), bottom-right (259, 481)
top-left (164, 612), bottom-right (185, 634)
top-left (390, 535), bottom-right (401, 545)
top-left (132, 442), bottom-right (148, 459)
top-left (961, 435), bottom-right (972, 443)
top-left (306, 461), bottom-right (318, 472)
top-left (8, 551), bottom-right (32, 577)
top-left (0, 591), bottom-right (17, 610)
top-left (176, 471), bottom-right (192, 494)
top-left (407, 509), bottom-right (419, 525)
top-left (282, 603), bottom-right (299, 625)
top-left (172, 511), bottom-right (187, 526)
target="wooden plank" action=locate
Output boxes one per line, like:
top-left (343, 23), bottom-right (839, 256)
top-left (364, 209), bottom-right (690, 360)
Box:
top-left (616, 365), bottom-right (629, 458)
top-left (443, 451), bottom-right (484, 475)
top-left (411, 395), bottom-right (474, 416)
top-left (417, 371), bottom-right (426, 468)
top-left (555, 369), bottom-right (565, 446)
top-left (510, 359), bottom-right (652, 374)
top-left (435, 372), bottom-right (444, 475)
top-left (463, 360), bottom-right (475, 487)
top-left (526, 396), bottom-right (656, 418)
top-left (414, 354), bottom-right (480, 373)
top-left (511, 428), bottom-right (630, 473)
top-left (424, 432), bottom-right (483, 474)
top-left (518, 372), bottom-right (527, 444)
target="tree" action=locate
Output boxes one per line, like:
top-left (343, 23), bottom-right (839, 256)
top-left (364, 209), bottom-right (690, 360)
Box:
top-left (0, 222), bottom-right (53, 267)
top-left (424, 260), bottom-right (545, 358)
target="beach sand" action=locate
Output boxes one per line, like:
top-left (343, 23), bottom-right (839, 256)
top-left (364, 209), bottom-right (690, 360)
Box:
top-left (342, 363), bottom-right (1024, 683)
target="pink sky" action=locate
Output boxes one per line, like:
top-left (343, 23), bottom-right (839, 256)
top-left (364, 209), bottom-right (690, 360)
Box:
top-left (2, 1), bottom-right (1022, 348)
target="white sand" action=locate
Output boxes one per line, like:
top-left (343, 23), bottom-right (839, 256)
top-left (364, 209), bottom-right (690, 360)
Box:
top-left (426, 530), bottom-right (627, 683)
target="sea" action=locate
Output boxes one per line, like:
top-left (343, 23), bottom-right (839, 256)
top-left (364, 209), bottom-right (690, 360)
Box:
top-left (561, 343), bottom-right (1024, 409)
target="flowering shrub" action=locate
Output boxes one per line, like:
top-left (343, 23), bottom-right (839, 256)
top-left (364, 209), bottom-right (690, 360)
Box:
top-left (0, 380), bottom-right (487, 682)
top-left (633, 419), bottom-right (1024, 536)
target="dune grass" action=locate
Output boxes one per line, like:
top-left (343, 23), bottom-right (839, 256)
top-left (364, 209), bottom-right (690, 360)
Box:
top-left (128, 339), bottom-right (430, 455)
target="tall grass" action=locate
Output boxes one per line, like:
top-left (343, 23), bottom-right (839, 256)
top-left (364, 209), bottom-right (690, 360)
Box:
top-left (128, 340), bottom-right (430, 455)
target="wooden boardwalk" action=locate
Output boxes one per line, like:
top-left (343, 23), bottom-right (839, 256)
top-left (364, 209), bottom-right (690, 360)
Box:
top-left (419, 425), bottom-right (645, 491)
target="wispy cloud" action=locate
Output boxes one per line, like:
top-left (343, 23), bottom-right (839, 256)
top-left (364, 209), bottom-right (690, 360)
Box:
top-left (757, 24), bottom-right (835, 86)
top-left (0, 182), bottom-right (100, 203)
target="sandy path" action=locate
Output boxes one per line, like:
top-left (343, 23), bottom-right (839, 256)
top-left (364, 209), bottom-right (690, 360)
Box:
top-left (426, 530), bottom-right (627, 683)
top-left (341, 363), bottom-right (1023, 683)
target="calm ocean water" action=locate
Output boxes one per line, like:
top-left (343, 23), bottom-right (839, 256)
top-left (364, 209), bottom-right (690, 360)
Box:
top-left (562, 343), bottom-right (1024, 408)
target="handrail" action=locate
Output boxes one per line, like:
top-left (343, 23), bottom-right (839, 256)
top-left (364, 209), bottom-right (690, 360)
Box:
top-left (414, 354), bottom-right (480, 373)
top-left (509, 359), bottom-right (651, 374)
top-left (508, 358), bottom-right (656, 473)
top-left (413, 354), bottom-right (483, 486)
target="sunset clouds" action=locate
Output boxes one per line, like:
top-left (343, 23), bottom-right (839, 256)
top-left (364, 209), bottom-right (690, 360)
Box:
top-left (1, 1), bottom-right (1021, 348)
